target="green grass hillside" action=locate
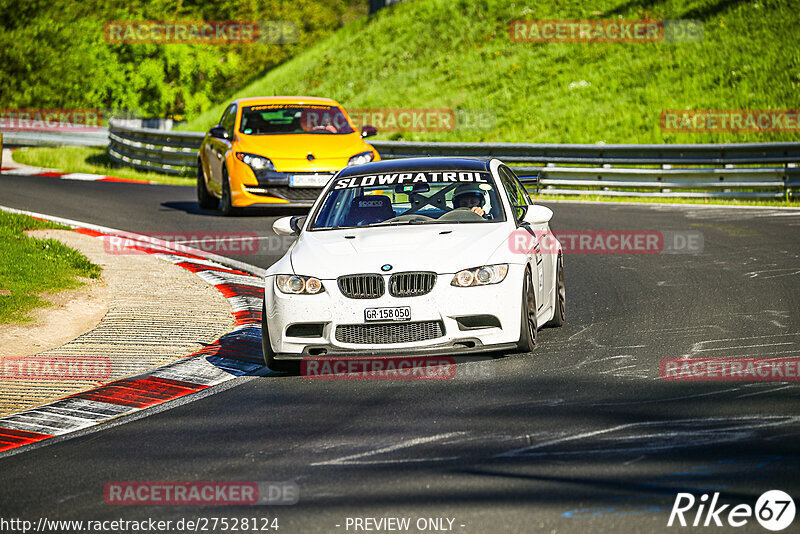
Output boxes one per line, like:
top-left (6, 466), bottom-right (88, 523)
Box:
top-left (181, 0), bottom-right (800, 144)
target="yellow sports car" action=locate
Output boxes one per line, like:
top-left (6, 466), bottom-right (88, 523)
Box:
top-left (197, 96), bottom-right (379, 214)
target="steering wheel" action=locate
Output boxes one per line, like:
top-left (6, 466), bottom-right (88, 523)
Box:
top-left (437, 208), bottom-right (486, 222)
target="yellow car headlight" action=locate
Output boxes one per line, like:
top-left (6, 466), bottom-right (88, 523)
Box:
top-left (347, 151), bottom-right (375, 166)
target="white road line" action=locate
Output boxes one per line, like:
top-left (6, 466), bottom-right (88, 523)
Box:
top-left (696, 342), bottom-right (794, 352)
top-left (61, 173), bottom-right (104, 181)
top-left (736, 385), bottom-right (795, 398)
top-left (496, 415), bottom-right (800, 458)
top-left (312, 432), bottom-right (466, 466)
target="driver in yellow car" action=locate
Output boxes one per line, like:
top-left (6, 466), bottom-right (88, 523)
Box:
top-left (452, 183), bottom-right (487, 216)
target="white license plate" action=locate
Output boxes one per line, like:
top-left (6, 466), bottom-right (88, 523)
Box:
top-left (364, 306), bottom-right (411, 322)
top-left (289, 174), bottom-right (330, 187)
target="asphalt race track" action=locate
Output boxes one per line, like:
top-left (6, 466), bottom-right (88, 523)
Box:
top-left (1, 172), bottom-right (799, 533)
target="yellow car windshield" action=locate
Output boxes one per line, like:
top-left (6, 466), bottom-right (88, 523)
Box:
top-left (239, 105), bottom-right (355, 135)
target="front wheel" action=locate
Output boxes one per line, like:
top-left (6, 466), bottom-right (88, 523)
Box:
top-left (516, 270), bottom-right (537, 353)
top-left (218, 166), bottom-right (235, 216)
top-left (196, 159), bottom-right (216, 209)
top-left (545, 253), bottom-right (565, 327)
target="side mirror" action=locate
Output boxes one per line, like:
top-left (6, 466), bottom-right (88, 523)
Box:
top-left (289, 215), bottom-right (306, 234)
top-left (209, 125), bottom-right (229, 139)
top-left (361, 125), bottom-right (377, 138)
top-left (273, 216), bottom-right (297, 236)
top-left (522, 205), bottom-right (553, 226)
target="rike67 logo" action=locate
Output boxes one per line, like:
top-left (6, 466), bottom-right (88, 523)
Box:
top-left (668, 490), bottom-right (795, 530)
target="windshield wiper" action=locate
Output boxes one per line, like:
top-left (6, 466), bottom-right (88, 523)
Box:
top-left (371, 218), bottom-right (432, 227)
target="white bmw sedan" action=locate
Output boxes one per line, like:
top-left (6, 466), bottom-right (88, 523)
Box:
top-left (262, 157), bottom-right (565, 372)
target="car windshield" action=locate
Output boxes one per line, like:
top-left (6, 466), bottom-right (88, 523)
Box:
top-left (239, 104), bottom-right (355, 135)
top-left (310, 170), bottom-right (506, 229)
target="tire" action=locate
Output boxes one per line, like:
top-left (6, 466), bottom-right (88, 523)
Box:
top-left (262, 301), bottom-right (298, 374)
top-left (516, 269), bottom-right (537, 353)
top-left (545, 253), bottom-right (565, 327)
top-left (196, 159), bottom-right (217, 210)
top-left (218, 166), bottom-right (235, 216)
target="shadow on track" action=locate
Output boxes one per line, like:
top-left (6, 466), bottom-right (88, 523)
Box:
top-left (161, 201), bottom-right (311, 218)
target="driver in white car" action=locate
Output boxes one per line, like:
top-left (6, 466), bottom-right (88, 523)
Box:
top-left (452, 183), bottom-right (487, 217)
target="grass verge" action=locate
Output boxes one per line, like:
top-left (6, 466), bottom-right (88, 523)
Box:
top-left (0, 211), bottom-right (102, 324)
top-left (11, 147), bottom-right (194, 186)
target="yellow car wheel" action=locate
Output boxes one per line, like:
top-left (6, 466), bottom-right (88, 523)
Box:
top-left (197, 159), bottom-right (217, 210)
top-left (219, 166), bottom-right (235, 216)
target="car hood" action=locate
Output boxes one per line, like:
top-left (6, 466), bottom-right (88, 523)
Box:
top-left (289, 223), bottom-right (513, 279)
top-left (235, 132), bottom-right (371, 170)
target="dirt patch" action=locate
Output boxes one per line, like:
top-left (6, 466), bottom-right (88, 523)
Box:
top-left (0, 275), bottom-right (107, 358)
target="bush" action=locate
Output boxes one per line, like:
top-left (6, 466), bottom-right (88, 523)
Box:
top-left (0, 0), bottom-right (366, 120)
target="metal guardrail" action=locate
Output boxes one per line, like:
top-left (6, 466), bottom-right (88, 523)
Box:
top-left (369, 141), bottom-right (800, 165)
top-left (108, 120), bottom-right (203, 175)
top-left (372, 141), bottom-right (800, 199)
top-left (104, 121), bottom-right (800, 198)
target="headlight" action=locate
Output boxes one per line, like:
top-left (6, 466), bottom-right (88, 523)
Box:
top-left (451, 264), bottom-right (508, 287)
top-left (276, 275), bottom-right (325, 295)
top-left (236, 152), bottom-right (275, 172)
top-left (347, 151), bottom-right (375, 166)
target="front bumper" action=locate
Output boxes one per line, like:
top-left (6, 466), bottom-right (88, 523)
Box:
top-left (231, 165), bottom-right (336, 207)
top-left (263, 266), bottom-right (525, 358)
top-left (271, 341), bottom-right (519, 361)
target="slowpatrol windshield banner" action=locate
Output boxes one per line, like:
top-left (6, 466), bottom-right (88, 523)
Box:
top-left (333, 171), bottom-right (493, 189)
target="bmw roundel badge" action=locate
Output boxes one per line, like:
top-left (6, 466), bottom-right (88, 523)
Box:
top-left (381, 264), bottom-right (392, 272)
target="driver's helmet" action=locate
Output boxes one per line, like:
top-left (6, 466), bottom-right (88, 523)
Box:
top-left (453, 183), bottom-right (485, 207)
